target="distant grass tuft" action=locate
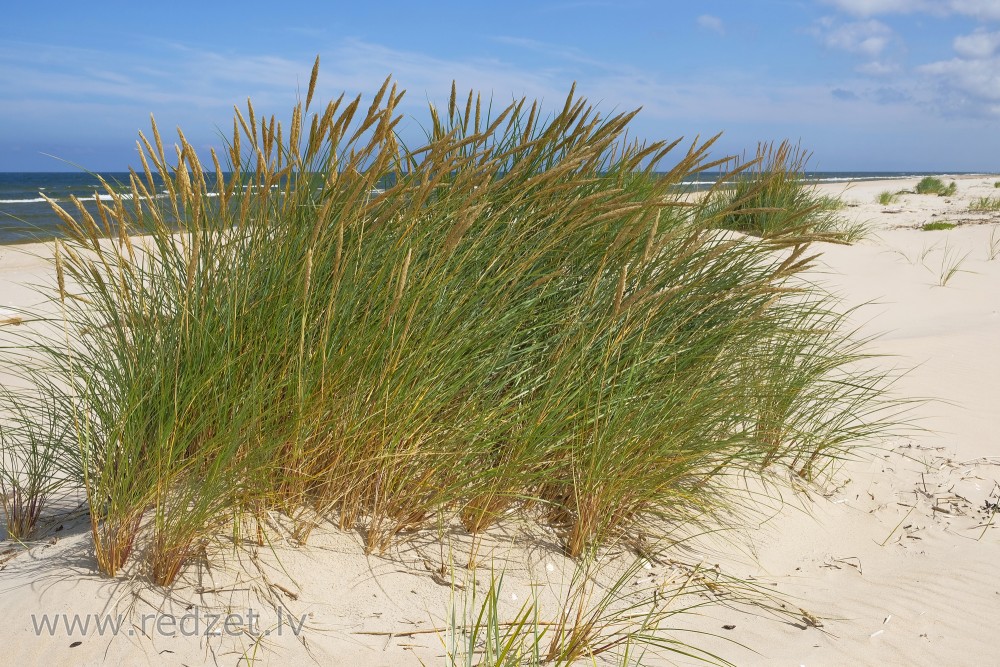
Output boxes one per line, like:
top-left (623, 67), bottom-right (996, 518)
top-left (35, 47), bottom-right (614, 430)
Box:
top-left (877, 191), bottom-right (898, 206)
top-left (703, 141), bottom-right (866, 243)
top-left (970, 196), bottom-right (1000, 212)
top-left (915, 177), bottom-right (956, 196)
top-left (921, 221), bottom-right (956, 231)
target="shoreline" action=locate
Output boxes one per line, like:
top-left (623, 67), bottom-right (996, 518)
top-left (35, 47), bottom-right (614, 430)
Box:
top-left (3, 172), bottom-right (998, 248)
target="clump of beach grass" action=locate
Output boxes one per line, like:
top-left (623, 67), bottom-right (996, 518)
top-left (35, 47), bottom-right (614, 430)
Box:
top-left (915, 177), bottom-right (956, 196)
top-left (0, 381), bottom-right (75, 540)
top-left (702, 140), bottom-right (866, 243)
top-left (921, 221), bottom-right (956, 231)
top-left (877, 191), bottom-right (899, 206)
top-left (970, 196), bottom-right (1000, 212)
top-left (2, 61), bottom-right (897, 591)
top-left (442, 554), bottom-right (779, 667)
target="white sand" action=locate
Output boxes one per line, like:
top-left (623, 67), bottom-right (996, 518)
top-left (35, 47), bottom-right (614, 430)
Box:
top-left (0, 174), bottom-right (998, 666)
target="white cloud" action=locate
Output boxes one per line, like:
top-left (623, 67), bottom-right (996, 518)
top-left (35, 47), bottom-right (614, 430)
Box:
top-left (920, 56), bottom-right (1000, 112)
top-left (823, 0), bottom-right (1000, 20)
top-left (696, 15), bottom-right (725, 35)
top-left (948, 0), bottom-right (1000, 21)
top-left (490, 35), bottom-right (610, 69)
top-left (818, 18), bottom-right (895, 56)
top-left (856, 60), bottom-right (900, 75)
top-left (954, 29), bottom-right (1000, 58)
top-left (820, 0), bottom-right (933, 16)
top-left (913, 26), bottom-right (1000, 116)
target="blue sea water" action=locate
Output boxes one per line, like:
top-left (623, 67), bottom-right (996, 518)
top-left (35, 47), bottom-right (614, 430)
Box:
top-left (0, 170), bottom-right (972, 245)
top-left (0, 172), bottom-right (162, 244)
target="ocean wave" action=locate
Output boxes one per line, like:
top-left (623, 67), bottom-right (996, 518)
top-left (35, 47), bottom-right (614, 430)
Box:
top-left (1, 191), bottom-right (218, 205)
top-left (77, 193), bottom-right (129, 202)
top-left (807, 175), bottom-right (914, 183)
top-left (76, 193), bottom-right (170, 202)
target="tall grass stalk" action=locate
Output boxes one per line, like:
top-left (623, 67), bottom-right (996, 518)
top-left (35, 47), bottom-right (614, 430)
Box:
top-left (937, 243), bottom-right (970, 287)
top-left (4, 64), bottom-right (896, 583)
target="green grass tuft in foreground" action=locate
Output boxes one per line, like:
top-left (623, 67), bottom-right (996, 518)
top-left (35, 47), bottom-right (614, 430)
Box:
top-left (443, 556), bottom-right (768, 666)
top-left (0, 64), bottom-right (898, 598)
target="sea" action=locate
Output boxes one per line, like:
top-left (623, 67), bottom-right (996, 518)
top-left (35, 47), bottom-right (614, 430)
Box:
top-left (0, 170), bottom-right (972, 245)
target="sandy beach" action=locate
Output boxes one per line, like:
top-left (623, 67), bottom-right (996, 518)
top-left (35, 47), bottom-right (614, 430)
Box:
top-left (0, 173), bottom-right (998, 667)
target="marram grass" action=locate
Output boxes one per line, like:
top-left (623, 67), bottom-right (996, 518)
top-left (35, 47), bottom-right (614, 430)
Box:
top-left (701, 140), bottom-right (866, 244)
top-left (1, 63), bottom-right (897, 590)
top-left (970, 196), bottom-right (1000, 212)
top-left (915, 176), bottom-right (956, 197)
top-left (0, 380), bottom-right (76, 540)
top-left (443, 556), bottom-right (763, 667)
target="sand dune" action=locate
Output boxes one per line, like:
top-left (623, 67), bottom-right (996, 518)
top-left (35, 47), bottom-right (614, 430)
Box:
top-left (0, 174), bottom-right (998, 666)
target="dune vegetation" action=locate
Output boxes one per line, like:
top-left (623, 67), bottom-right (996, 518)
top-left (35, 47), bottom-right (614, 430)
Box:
top-left (915, 176), bottom-right (957, 196)
top-left (877, 190), bottom-right (900, 206)
top-left (970, 196), bottom-right (1000, 212)
top-left (702, 141), bottom-right (865, 243)
top-left (0, 58), bottom-right (895, 617)
top-left (921, 221), bottom-right (957, 231)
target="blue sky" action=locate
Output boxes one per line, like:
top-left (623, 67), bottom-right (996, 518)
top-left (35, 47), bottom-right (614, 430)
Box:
top-left (2, 0), bottom-right (999, 172)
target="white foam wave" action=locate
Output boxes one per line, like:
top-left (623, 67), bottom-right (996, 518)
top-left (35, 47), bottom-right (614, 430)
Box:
top-left (76, 193), bottom-right (169, 202)
top-left (78, 193), bottom-right (127, 202)
top-left (0, 197), bottom-right (48, 203)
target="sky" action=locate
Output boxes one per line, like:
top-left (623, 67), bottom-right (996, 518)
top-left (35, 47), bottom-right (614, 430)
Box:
top-left (2, 0), bottom-right (999, 172)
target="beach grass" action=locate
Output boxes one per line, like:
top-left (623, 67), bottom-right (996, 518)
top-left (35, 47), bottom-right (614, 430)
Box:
top-left (915, 177), bottom-right (956, 196)
top-left (702, 141), bottom-right (866, 243)
top-left (877, 191), bottom-right (899, 206)
top-left (442, 553), bottom-right (780, 666)
top-left (0, 380), bottom-right (75, 540)
top-left (0, 61), bottom-right (897, 604)
top-left (937, 242), bottom-right (970, 287)
top-left (921, 221), bottom-right (956, 231)
top-left (970, 196), bottom-right (1000, 212)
